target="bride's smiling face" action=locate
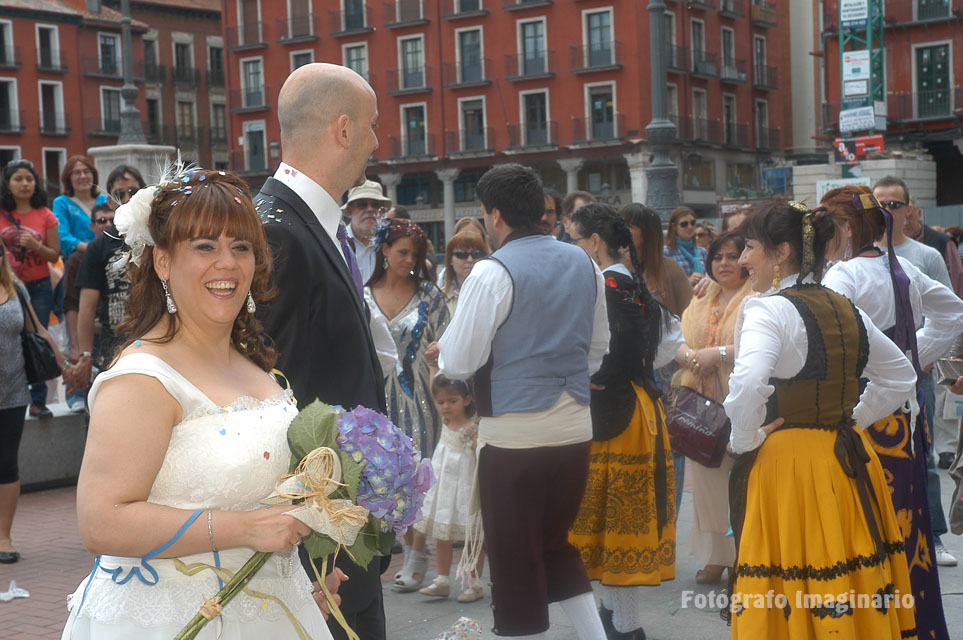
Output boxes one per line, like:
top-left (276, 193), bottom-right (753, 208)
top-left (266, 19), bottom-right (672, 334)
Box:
top-left (156, 232), bottom-right (255, 327)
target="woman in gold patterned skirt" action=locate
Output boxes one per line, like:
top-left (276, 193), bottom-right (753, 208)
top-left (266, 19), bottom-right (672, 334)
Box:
top-left (567, 204), bottom-right (685, 640)
top-left (724, 201), bottom-right (918, 639)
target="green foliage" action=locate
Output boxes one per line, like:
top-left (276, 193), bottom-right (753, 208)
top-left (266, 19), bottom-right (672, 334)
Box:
top-left (287, 399), bottom-right (339, 464)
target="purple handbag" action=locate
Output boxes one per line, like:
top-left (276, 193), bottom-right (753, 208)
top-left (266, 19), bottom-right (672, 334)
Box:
top-left (666, 384), bottom-right (731, 468)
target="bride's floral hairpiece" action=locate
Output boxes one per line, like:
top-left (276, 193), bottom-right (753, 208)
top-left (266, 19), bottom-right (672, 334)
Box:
top-left (373, 218), bottom-right (392, 253)
top-left (113, 158), bottom-right (198, 267)
top-left (372, 218), bottom-right (425, 254)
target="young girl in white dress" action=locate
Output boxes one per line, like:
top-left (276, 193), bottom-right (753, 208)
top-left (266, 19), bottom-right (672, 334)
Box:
top-left (412, 375), bottom-right (485, 602)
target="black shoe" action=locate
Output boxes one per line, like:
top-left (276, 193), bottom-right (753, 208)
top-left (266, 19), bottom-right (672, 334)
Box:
top-left (599, 607), bottom-right (644, 640)
top-left (938, 452), bottom-right (954, 469)
top-left (0, 551), bottom-right (20, 564)
top-left (29, 402), bottom-right (53, 419)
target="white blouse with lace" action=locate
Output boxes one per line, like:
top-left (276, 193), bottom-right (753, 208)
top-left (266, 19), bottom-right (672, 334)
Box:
top-left (61, 353), bottom-right (332, 640)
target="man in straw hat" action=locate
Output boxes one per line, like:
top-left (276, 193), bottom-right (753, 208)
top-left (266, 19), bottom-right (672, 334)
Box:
top-left (342, 179), bottom-right (391, 283)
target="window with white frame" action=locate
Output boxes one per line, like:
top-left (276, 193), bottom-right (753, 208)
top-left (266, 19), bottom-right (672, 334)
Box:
top-left (723, 94), bottom-right (737, 145)
top-left (692, 88), bottom-right (708, 139)
top-left (583, 9), bottom-right (613, 67)
top-left (209, 45), bottom-right (224, 86)
top-left (691, 19), bottom-right (706, 67)
top-left (39, 81), bottom-right (65, 133)
top-left (0, 78), bottom-right (18, 133)
top-left (239, 0), bottom-right (262, 45)
top-left (396, 0), bottom-right (422, 22)
top-left (518, 19), bottom-right (546, 76)
top-left (586, 83), bottom-right (615, 140)
top-left (212, 103), bottom-right (227, 142)
top-left (457, 0), bottom-right (480, 12)
top-left (401, 103), bottom-right (427, 156)
top-left (288, 0), bottom-right (312, 37)
top-left (342, 0), bottom-right (366, 30)
top-left (241, 58), bottom-right (264, 107)
top-left (0, 146), bottom-right (19, 168)
top-left (721, 27), bottom-right (735, 68)
top-left (243, 120), bottom-right (266, 171)
top-left (99, 32), bottom-right (121, 74)
top-left (41, 148), bottom-right (66, 192)
top-left (37, 25), bottom-right (60, 70)
top-left (456, 28), bottom-right (483, 82)
top-left (459, 97), bottom-right (486, 150)
top-left (291, 50), bottom-right (313, 71)
top-left (176, 100), bottom-right (195, 141)
top-left (753, 35), bottom-right (767, 84)
top-left (520, 90), bottom-right (549, 146)
top-left (0, 21), bottom-right (14, 67)
top-left (343, 43), bottom-right (368, 79)
top-left (663, 12), bottom-right (676, 67)
top-left (101, 87), bottom-right (121, 132)
top-left (399, 36), bottom-right (425, 89)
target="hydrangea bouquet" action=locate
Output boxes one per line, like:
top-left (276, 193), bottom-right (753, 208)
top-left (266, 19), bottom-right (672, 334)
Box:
top-left (175, 400), bottom-right (433, 640)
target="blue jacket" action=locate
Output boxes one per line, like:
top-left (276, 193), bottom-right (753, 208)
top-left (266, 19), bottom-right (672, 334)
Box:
top-left (53, 193), bottom-right (109, 257)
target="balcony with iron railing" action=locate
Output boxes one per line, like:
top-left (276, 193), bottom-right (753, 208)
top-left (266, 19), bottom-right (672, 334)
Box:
top-left (723, 122), bottom-right (750, 147)
top-left (207, 68), bottom-right (225, 88)
top-left (673, 116), bottom-right (722, 144)
top-left (277, 13), bottom-right (321, 40)
top-left (37, 49), bottom-right (68, 73)
top-left (144, 122), bottom-right (171, 146)
top-left (229, 150), bottom-right (268, 174)
top-left (446, 127), bottom-right (493, 155)
top-left (719, 0), bottom-right (745, 17)
top-left (386, 66), bottom-right (432, 94)
top-left (385, 0), bottom-right (429, 27)
top-left (330, 4), bottom-right (373, 36)
top-left (572, 114), bottom-right (626, 144)
top-left (688, 0), bottom-right (715, 10)
top-left (750, 0), bottom-right (777, 26)
top-left (144, 63), bottom-right (165, 83)
top-left (387, 132), bottom-right (436, 160)
top-left (883, 0), bottom-right (961, 24)
top-left (85, 117), bottom-right (122, 137)
top-left (665, 45), bottom-right (689, 72)
top-left (172, 66), bottom-right (201, 86)
top-left (0, 45), bottom-right (21, 69)
top-left (916, 0), bottom-right (956, 20)
top-left (888, 88), bottom-right (961, 121)
top-left (757, 126), bottom-right (780, 150)
top-left (39, 112), bottom-right (70, 136)
top-left (505, 50), bottom-right (555, 80)
top-left (226, 22), bottom-right (266, 49)
top-left (570, 41), bottom-right (623, 73)
top-left (210, 126), bottom-right (229, 147)
top-left (507, 121), bottom-right (558, 149)
top-left (504, 0), bottom-right (553, 9)
top-left (691, 50), bottom-right (718, 77)
top-left (720, 57), bottom-right (747, 83)
top-left (83, 56), bottom-right (122, 78)
top-left (0, 110), bottom-right (24, 134)
top-left (441, 0), bottom-right (488, 18)
top-left (229, 85), bottom-right (272, 112)
top-left (753, 64), bottom-right (778, 90)
top-left (443, 58), bottom-right (491, 87)
top-left (175, 125), bottom-right (198, 146)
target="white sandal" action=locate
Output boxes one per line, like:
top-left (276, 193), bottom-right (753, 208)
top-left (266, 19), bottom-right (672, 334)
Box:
top-left (393, 550), bottom-right (427, 592)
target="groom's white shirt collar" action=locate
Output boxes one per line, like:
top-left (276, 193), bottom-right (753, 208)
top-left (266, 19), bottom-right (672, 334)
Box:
top-left (273, 162), bottom-right (344, 261)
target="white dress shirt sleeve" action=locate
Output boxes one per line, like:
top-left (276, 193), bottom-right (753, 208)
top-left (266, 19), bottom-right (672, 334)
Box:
top-left (912, 267), bottom-right (963, 368)
top-left (654, 314), bottom-right (685, 370)
top-left (852, 306), bottom-right (917, 428)
top-left (438, 260), bottom-right (513, 380)
top-left (588, 263), bottom-right (611, 375)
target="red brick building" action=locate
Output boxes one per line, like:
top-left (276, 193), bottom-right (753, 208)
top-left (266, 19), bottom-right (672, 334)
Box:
top-left (819, 0), bottom-right (963, 204)
top-left (220, 0), bottom-right (791, 241)
top-left (0, 0), bottom-right (223, 196)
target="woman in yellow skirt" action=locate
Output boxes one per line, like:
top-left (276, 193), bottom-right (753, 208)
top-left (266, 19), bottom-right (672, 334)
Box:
top-left (724, 201), bottom-right (918, 639)
top-left (568, 204), bottom-right (685, 640)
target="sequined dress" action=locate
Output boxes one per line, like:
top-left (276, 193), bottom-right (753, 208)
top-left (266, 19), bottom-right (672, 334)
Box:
top-left (365, 281), bottom-right (449, 457)
top-left (61, 353), bottom-right (332, 640)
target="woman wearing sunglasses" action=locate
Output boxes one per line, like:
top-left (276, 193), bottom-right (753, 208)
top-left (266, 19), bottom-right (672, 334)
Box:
top-left (440, 231), bottom-right (490, 316)
top-left (664, 206), bottom-right (707, 286)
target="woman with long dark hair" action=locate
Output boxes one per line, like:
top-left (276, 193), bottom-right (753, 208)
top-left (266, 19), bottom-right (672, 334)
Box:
top-left (663, 206), bottom-right (706, 285)
top-left (724, 200), bottom-right (917, 638)
top-left (621, 203), bottom-right (692, 317)
top-left (0, 159), bottom-right (61, 418)
top-left (568, 203), bottom-right (683, 640)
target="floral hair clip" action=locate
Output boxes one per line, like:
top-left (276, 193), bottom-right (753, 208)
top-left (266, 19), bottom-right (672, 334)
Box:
top-left (373, 218), bottom-right (392, 253)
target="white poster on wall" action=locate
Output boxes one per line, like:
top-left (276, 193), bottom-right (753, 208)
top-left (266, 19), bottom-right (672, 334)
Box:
top-left (816, 177), bottom-right (871, 202)
top-left (843, 50), bottom-right (871, 81)
top-left (840, 0), bottom-right (869, 28)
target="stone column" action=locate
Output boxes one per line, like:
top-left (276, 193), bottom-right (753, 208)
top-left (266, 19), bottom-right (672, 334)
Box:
top-left (644, 0), bottom-right (679, 220)
top-left (624, 151), bottom-right (648, 205)
top-left (118, 0), bottom-right (146, 144)
top-left (435, 168), bottom-right (460, 242)
top-left (557, 158), bottom-right (584, 194)
top-left (380, 172), bottom-right (402, 205)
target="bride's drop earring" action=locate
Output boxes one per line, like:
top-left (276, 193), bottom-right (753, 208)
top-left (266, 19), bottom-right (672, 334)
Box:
top-left (160, 277), bottom-right (177, 314)
top-left (383, 257), bottom-right (388, 270)
top-left (246, 290), bottom-right (256, 313)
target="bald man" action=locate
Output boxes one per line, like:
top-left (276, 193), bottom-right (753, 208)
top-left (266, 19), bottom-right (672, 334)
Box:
top-left (254, 63), bottom-right (388, 640)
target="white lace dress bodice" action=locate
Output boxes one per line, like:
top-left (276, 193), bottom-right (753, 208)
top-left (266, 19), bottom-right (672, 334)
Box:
top-left (62, 353), bottom-right (332, 640)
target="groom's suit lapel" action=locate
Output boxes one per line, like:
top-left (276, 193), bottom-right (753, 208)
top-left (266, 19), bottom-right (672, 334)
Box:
top-left (260, 178), bottom-right (364, 312)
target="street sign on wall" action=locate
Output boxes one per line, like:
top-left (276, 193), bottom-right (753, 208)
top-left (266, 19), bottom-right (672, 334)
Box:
top-left (834, 134), bottom-right (885, 164)
top-left (843, 50), bottom-right (871, 81)
top-left (840, 0), bottom-right (869, 29)
top-left (839, 106), bottom-right (876, 133)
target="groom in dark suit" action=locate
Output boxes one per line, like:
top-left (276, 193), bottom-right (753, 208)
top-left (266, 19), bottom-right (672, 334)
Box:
top-left (255, 63), bottom-right (387, 640)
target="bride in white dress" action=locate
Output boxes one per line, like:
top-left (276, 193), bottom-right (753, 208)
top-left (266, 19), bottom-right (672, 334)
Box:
top-left (62, 170), bottom-right (334, 639)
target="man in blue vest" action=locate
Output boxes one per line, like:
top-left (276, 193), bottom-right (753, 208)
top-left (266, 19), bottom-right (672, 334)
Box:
top-left (437, 164), bottom-right (610, 639)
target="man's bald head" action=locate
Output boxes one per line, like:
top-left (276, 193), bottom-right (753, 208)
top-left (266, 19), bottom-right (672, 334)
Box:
top-left (278, 63), bottom-right (372, 144)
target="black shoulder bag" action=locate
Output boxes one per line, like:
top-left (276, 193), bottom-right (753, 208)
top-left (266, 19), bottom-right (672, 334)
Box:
top-left (14, 286), bottom-right (61, 384)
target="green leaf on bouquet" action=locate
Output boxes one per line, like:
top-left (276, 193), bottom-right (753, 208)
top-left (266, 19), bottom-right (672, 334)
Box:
top-left (287, 399), bottom-right (339, 463)
top-left (376, 528), bottom-right (397, 555)
top-left (339, 452), bottom-right (364, 503)
top-left (303, 530), bottom-right (339, 563)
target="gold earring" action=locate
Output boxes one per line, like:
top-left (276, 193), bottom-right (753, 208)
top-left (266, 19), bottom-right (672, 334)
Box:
top-left (772, 264), bottom-right (781, 290)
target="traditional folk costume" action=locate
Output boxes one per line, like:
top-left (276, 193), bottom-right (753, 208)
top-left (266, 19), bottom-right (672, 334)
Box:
top-left (725, 278), bottom-right (918, 639)
top-left (677, 279), bottom-right (753, 570)
top-left (438, 232), bottom-right (610, 638)
top-left (569, 264), bottom-right (684, 636)
top-left (823, 248), bottom-right (963, 640)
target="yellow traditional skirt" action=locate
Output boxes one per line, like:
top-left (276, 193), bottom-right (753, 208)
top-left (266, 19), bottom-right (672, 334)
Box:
top-left (732, 428), bottom-right (916, 640)
top-left (569, 384), bottom-right (675, 586)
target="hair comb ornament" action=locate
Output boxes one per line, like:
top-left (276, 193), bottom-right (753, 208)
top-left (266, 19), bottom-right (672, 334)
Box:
top-left (787, 201), bottom-right (816, 280)
top-left (852, 192), bottom-right (883, 212)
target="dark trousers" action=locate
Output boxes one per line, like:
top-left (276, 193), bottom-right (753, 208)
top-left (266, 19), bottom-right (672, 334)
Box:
top-left (479, 442), bottom-right (593, 637)
top-left (0, 406), bottom-right (28, 484)
top-left (325, 556), bottom-right (386, 640)
top-left (24, 277), bottom-right (52, 407)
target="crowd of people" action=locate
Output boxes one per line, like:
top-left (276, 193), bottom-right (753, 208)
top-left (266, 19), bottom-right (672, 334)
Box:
top-left (1, 61), bottom-right (962, 640)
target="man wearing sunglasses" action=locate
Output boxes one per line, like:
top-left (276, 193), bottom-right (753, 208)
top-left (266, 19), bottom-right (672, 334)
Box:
top-left (63, 166), bottom-right (146, 399)
top-left (342, 179), bottom-right (391, 283)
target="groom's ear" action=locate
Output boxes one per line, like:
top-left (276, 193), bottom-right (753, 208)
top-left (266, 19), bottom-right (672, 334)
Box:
top-left (335, 114), bottom-right (352, 150)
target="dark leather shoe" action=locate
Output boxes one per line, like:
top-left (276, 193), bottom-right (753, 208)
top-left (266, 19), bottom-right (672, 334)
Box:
top-left (30, 403), bottom-right (53, 419)
top-left (0, 551), bottom-right (20, 564)
top-left (938, 452), bottom-right (954, 469)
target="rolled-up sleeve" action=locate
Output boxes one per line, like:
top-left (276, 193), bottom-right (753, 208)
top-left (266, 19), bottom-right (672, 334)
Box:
top-left (852, 307), bottom-right (917, 428)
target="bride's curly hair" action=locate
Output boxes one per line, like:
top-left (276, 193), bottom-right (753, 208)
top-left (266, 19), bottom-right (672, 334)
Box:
top-left (115, 170), bottom-right (277, 371)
